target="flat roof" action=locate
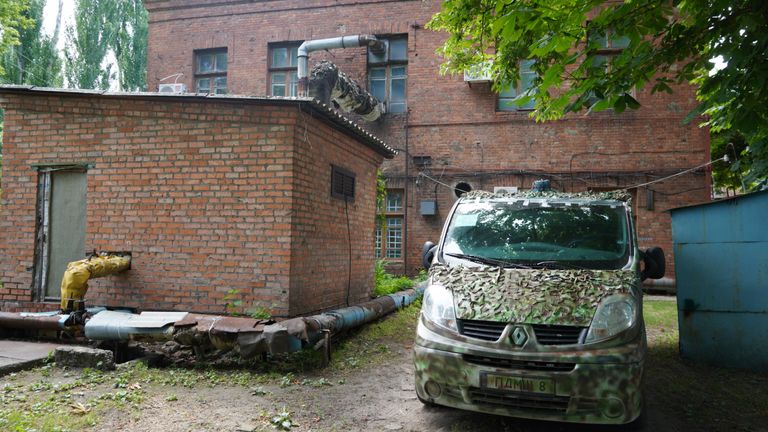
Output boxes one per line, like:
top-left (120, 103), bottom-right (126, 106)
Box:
top-left (669, 188), bottom-right (768, 213)
top-left (0, 85), bottom-right (397, 159)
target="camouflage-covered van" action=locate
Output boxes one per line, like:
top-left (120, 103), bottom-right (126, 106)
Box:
top-left (414, 189), bottom-right (665, 424)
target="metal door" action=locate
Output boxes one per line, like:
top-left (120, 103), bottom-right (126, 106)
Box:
top-left (36, 170), bottom-right (87, 300)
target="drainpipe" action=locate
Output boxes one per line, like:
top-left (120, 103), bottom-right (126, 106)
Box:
top-left (297, 35), bottom-right (385, 97)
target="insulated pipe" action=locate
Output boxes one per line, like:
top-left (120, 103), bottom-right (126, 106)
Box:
top-left (244, 284), bottom-right (426, 356)
top-left (60, 255), bottom-right (131, 312)
top-left (297, 35), bottom-right (385, 96)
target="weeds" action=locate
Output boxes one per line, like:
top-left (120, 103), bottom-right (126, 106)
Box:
top-left (374, 260), bottom-right (415, 296)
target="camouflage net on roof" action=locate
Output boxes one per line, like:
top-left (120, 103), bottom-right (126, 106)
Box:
top-left (429, 263), bottom-right (638, 326)
top-left (463, 189), bottom-right (633, 204)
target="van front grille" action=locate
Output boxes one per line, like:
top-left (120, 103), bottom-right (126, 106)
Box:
top-left (457, 320), bottom-right (506, 341)
top-left (469, 387), bottom-right (570, 413)
top-left (463, 354), bottom-right (576, 372)
top-left (531, 324), bottom-right (585, 345)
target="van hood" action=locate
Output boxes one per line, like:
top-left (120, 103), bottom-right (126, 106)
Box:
top-left (428, 264), bottom-right (638, 326)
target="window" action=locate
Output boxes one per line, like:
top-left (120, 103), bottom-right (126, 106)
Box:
top-left (591, 30), bottom-right (629, 71)
top-left (375, 226), bottom-right (382, 258)
top-left (269, 44), bottom-right (300, 97)
top-left (587, 28), bottom-right (632, 106)
top-left (497, 60), bottom-right (536, 111)
top-left (331, 165), bottom-right (355, 201)
top-left (194, 48), bottom-right (227, 94)
top-left (368, 36), bottom-right (407, 113)
top-left (375, 190), bottom-right (404, 259)
top-left (385, 217), bottom-right (403, 259)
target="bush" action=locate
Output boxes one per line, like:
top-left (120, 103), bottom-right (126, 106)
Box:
top-left (374, 260), bottom-right (414, 297)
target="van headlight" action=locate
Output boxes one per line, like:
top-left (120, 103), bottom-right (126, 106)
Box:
top-left (422, 284), bottom-right (458, 332)
top-left (585, 294), bottom-right (636, 343)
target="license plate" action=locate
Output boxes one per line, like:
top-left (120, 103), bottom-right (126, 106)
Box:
top-left (482, 373), bottom-right (555, 395)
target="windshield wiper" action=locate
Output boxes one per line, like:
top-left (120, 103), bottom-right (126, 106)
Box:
top-left (534, 260), bottom-right (588, 270)
top-left (445, 253), bottom-right (531, 269)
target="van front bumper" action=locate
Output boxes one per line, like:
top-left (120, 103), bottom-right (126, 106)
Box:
top-left (414, 319), bottom-right (645, 424)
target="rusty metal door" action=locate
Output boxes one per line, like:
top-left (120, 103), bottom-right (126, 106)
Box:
top-left (35, 169), bottom-right (87, 300)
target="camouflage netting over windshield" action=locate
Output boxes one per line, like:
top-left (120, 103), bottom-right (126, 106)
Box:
top-left (429, 264), bottom-right (638, 326)
top-left (463, 189), bottom-right (633, 204)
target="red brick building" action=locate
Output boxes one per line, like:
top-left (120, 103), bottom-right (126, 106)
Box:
top-left (0, 87), bottom-right (394, 316)
top-left (143, 0), bottom-right (711, 280)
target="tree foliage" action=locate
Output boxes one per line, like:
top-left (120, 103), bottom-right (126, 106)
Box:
top-left (428, 0), bottom-right (768, 188)
top-left (65, 0), bottom-right (147, 91)
top-left (0, 0), bottom-right (33, 76)
top-left (113, 0), bottom-right (147, 91)
top-left (0, 0), bottom-right (63, 87)
top-left (64, 0), bottom-right (117, 89)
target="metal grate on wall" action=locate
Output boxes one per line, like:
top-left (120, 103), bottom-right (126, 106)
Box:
top-left (331, 165), bottom-right (356, 201)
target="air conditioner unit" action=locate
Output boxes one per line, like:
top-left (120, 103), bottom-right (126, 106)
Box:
top-left (158, 83), bottom-right (187, 94)
top-left (494, 186), bottom-right (519, 195)
top-left (463, 61), bottom-right (493, 83)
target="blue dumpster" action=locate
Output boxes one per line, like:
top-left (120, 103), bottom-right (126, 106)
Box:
top-left (670, 189), bottom-right (768, 371)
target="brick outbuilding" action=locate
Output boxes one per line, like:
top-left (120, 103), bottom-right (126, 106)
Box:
top-left (143, 0), bottom-right (712, 281)
top-left (0, 86), bottom-right (395, 317)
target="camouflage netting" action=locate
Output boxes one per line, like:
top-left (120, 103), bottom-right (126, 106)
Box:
top-left (429, 264), bottom-right (638, 326)
top-left (309, 61), bottom-right (382, 121)
top-left (463, 189), bottom-right (633, 205)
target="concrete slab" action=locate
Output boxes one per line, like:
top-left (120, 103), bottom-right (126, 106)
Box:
top-left (0, 340), bottom-right (65, 375)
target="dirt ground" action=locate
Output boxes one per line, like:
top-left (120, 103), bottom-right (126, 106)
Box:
top-left (2, 299), bottom-right (767, 432)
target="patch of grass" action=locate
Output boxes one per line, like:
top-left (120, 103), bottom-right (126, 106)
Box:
top-left (330, 301), bottom-right (420, 371)
top-left (643, 297), bottom-right (678, 328)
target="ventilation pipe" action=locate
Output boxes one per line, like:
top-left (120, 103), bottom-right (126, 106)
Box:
top-left (60, 254), bottom-right (131, 313)
top-left (297, 34), bottom-right (385, 97)
top-left (310, 61), bottom-right (382, 121)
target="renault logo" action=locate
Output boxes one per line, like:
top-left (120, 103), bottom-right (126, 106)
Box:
top-left (510, 326), bottom-right (528, 346)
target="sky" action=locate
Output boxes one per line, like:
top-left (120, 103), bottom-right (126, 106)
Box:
top-left (41, 0), bottom-right (74, 50)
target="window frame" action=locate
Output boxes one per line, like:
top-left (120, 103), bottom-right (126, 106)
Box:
top-left (268, 42), bottom-right (301, 97)
top-left (367, 35), bottom-right (408, 114)
top-left (194, 48), bottom-right (228, 95)
top-left (586, 27), bottom-right (635, 108)
top-left (497, 59), bottom-right (537, 112)
top-left (376, 189), bottom-right (405, 260)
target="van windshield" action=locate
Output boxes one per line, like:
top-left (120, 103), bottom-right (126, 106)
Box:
top-left (443, 200), bottom-right (630, 270)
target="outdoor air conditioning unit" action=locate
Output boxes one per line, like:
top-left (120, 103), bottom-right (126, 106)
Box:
top-left (463, 61), bottom-right (493, 83)
top-left (158, 83), bottom-right (187, 94)
top-left (494, 186), bottom-right (519, 195)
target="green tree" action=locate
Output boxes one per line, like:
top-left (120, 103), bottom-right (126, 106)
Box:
top-left (0, 0), bottom-right (33, 75)
top-left (0, 0), bottom-right (63, 87)
top-left (113, 0), bottom-right (147, 91)
top-left (428, 0), bottom-right (768, 188)
top-left (64, 0), bottom-right (118, 89)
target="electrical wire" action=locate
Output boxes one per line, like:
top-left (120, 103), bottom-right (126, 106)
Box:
top-left (619, 156), bottom-right (725, 190)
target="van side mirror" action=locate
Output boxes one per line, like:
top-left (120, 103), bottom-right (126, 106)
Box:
top-left (641, 247), bottom-right (666, 281)
top-left (422, 241), bottom-right (436, 269)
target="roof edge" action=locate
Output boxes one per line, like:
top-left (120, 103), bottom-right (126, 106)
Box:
top-left (0, 85), bottom-right (397, 159)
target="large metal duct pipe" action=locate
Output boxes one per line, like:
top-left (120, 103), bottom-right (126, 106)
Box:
top-left (297, 35), bottom-right (385, 97)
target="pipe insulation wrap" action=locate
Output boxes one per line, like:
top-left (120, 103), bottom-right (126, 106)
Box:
top-left (60, 255), bottom-right (131, 311)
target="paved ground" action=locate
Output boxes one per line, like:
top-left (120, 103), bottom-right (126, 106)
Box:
top-left (0, 340), bottom-right (63, 375)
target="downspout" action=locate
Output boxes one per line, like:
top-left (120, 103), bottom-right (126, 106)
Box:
top-left (297, 35), bottom-right (385, 97)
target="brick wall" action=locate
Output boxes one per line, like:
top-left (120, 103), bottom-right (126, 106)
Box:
top-left (0, 92), bottom-right (383, 315)
top-left (145, 0), bottom-right (711, 279)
